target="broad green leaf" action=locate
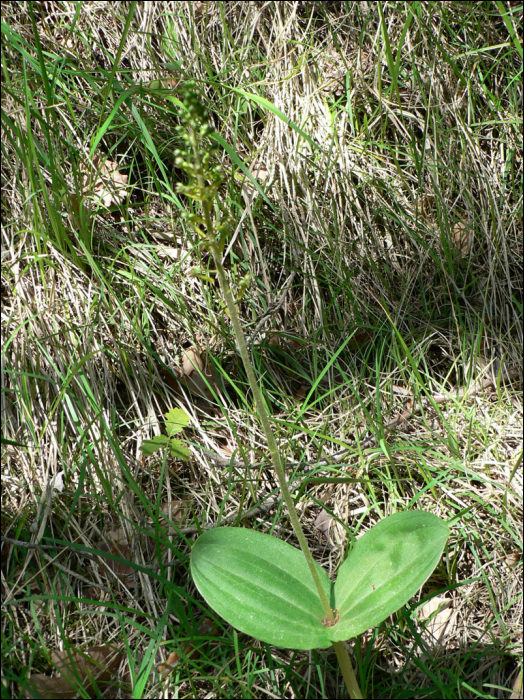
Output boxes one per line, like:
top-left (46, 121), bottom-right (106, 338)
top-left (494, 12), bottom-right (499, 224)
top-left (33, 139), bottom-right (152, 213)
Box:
top-left (168, 438), bottom-right (191, 461)
top-left (191, 528), bottom-right (334, 650)
top-left (140, 435), bottom-right (170, 456)
top-left (328, 511), bottom-right (449, 642)
top-left (165, 408), bottom-right (190, 436)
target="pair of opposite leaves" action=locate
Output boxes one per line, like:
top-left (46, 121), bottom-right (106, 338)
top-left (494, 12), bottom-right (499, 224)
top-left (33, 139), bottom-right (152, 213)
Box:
top-left (191, 512), bottom-right (449, 651)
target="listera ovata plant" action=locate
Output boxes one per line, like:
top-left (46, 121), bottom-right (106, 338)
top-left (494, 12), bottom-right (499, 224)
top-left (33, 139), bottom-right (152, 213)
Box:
top-left (172, 84), bottom-right (449, 699)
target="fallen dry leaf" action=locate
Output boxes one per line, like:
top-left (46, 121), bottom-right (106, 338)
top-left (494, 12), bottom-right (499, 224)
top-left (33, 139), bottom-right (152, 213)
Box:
top-left (510, 670), bottom-right (523, 700)
top-left (267, 333), bottom-right (304, 350)
top-left (418, 595), bottom-right (455, 645)
top-left (163, 347), bottom-right (219, 409)
top-left (294, 385), bottom-right (308, 402)
top-left (240, 161), bottom-right (272, 202)
top-left (77, 154), bottom-right (129, 211)
top-left (159, 499), bottom-right (191, 532)
top-left (451, 220), bottom-right (473, 256)
top-left (347, 329), bottom-right (373, 351)
top-left (157, 618), bottom-right (217, 678)
top-left (98, 527), bottom-right (136, 590)
top-left (505, 551), bottom-right (522, 569)
top-left (25, 645), bottom-right (127, 699)
top-left (182, 348), bottom-right (204, 376)
top-left (24, 672), bottom-right (74, 700)
top-left (314, 508), bottom-right (334, 544)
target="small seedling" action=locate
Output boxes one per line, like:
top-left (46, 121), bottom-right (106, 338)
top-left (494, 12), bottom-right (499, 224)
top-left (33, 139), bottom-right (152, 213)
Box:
top-left (140, 408), bottom-right (191, 461)
top-left (175, 84), bottom-right (449, 699)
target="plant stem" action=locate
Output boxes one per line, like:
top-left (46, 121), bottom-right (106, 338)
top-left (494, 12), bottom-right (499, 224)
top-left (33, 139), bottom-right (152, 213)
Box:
top-left (202, 202), bottom-right (333, 618)
top-left (333, 641), bottom-right (363, 699)
top-left (190, 122), bottom-right (363, 699)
